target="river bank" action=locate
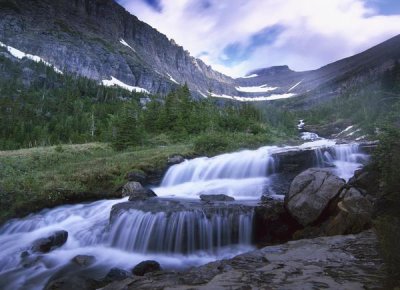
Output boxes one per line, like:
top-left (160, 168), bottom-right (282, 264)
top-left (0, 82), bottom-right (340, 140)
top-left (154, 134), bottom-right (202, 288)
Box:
top-left (0, 143), bottom-right (195, 224)
top-left (0, 134), bottom-right (384, 290)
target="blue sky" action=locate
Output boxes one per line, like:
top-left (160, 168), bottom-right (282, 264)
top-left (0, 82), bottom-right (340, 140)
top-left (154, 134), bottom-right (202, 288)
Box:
top-left (118, 0), bottom-right (400, 77)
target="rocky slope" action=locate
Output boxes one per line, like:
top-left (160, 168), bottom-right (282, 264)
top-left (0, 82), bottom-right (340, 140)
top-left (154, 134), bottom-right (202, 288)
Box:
top-left (65, 230), bottom-right (383, 290)
top-left (1, 0), bottom-right (399, 104)
top-left (0, 0), bottom-right (236, 97)
top-left (236, 35), bottom-right (400, 105)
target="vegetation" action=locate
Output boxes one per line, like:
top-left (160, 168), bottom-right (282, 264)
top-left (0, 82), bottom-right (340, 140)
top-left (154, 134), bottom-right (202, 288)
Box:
top-left (295, 61), bottom-right (400, 135)
top-left (0, 52), bottom-right (297, 151)
top-left (372, 125), bottom-right (400, 286)
top-left (0, 52), bottom-right (300, 223)
top-left (0, 143), bottom-right (194, 224)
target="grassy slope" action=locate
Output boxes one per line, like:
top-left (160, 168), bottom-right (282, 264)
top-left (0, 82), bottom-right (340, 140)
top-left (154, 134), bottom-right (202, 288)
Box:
top-left (0, 142), bottom-right (194, 224)
top-left (0, 130), bottom-right (298, 224)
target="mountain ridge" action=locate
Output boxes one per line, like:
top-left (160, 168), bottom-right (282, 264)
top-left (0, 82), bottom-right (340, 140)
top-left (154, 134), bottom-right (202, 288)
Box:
top-left (0, 0), bottom-right (399, 104)
top-left (0, 0), bottom-right (236, 97)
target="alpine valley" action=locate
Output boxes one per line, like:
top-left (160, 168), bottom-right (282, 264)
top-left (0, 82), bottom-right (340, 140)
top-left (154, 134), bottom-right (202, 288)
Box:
top-left (0, 0), bottom-right (400, 290)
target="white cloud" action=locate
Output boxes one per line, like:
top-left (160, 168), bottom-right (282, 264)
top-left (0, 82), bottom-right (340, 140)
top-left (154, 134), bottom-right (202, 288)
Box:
top-left (119, 0), bottom-right (400, 77)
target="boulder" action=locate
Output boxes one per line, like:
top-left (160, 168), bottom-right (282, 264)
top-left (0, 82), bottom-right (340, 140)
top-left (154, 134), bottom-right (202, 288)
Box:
top-left (285, 168), bottom-right (345, 226)
top-left (254, 198), bottom-right (301, 245)
top-left (103, 268), bottom-right (131, 282)
top-left (293, 187), bottom-right (373, 239)
top-left (200, 194), bottom-right (235, 202)
top-left (132, 260), bottom-right (161, 276)
top-left (128, 188), bottom-right (157, 201)
top-left (31, 230), bottom-right (68, 253)
top-left (71, 255), bottom-right (96, 267)
top-left (121, 182), bottom-right (143, 197)
top-left (167, 154), bottom-right (185, 165)
top-left (126, 171), bottom-right (147, 183)
top-left (45, 275), bottom-right (98, 290)
top-left (324, 187), bottom-right (372, 235)
top-left (348, 167), bottom-right (380, 195)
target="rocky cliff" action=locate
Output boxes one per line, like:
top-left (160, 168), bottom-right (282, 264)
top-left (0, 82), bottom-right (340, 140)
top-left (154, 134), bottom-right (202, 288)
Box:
top-left (0, 0), bottom-right (236, 96)
top-left (0, 0), bottom-right (399, 104)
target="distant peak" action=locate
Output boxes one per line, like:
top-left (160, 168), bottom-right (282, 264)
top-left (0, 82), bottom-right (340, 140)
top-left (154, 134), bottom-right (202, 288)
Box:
top-left (248, 65), bottom-right (293, 76)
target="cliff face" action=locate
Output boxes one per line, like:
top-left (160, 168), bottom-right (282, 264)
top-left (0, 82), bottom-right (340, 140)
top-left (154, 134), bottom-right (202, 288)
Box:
top-left (0, 0), bottom-right (236, 96)
top-left (236, 35), bottom-right (400, 105)
top-left (0, 0), bottom-right (399, 104)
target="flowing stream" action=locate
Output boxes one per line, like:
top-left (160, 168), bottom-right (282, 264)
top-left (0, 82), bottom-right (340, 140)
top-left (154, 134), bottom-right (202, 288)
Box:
top-left (0, 136), bottom-right (369, 290)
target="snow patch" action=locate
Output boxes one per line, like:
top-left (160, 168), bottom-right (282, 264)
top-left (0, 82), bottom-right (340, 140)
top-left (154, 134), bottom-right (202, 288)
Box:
top-left (211, 92), bottom-right (296, 102)
top-left (355, 135), bottom-right (366, 141)
top-left (241, 74), bottom-right (258, 79)
top-left (0, 41), bottom-right (63, 74)
top-left (102, 76), bottom-right (149, 93)
top-left (235, 84), bottom-right (277, 93)
top-left (297, 119), bottom-right (305, 130)
top-left (167, 73), bottom-right (179, 84)
top-left (337, 125), bottom-right (354, 136)
top-left (288, 80), bottom-right (302, 92)
top-left (119, 39), bottom-right (136, 52)
top-left (347, 128), bottom-right (361, 137)
top-left (198, 91), bottom-right (208, 98)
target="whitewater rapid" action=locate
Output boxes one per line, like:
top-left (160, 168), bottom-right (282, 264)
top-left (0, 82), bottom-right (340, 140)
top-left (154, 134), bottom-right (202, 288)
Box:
top-left (0, 137), bottom-right (369, 290)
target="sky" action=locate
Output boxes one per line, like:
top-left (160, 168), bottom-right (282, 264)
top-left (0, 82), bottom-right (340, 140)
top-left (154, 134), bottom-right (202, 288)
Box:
top-left (117, 0), bottom-right (400, 77)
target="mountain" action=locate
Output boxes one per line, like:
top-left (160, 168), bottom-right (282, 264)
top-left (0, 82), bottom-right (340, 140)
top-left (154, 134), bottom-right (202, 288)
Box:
top-left (0, 0), bottom-right (399, 104)
top-left (0, 0), bottom-right (236, 97)
top-left (236, 35), bottom-right (400, 105)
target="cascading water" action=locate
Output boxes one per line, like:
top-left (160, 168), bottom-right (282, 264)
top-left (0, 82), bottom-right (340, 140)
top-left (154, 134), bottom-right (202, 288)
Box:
top-left (313, 143), bottom-right (369, 180)
top-left (109, 207), bottom-right (253, 254)
top-left (155, 147), bottom-right (279, 200)
top-left (0, 136), bottom-right (370, 290)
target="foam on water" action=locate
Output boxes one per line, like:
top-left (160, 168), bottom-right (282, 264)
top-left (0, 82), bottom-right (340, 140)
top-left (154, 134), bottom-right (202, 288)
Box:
top-left (0, 137), bottom-right (369, 289)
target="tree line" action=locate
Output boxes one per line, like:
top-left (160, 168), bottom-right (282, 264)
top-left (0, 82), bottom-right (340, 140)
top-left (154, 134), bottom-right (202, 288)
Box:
top-left (0, 54), bottom-right (296, 150)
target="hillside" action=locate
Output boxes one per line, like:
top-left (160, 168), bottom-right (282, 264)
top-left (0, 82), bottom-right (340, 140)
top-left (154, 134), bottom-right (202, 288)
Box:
top-left (1, 0), bottom-right (399, 105)
top-left (235, 34), bottom-right (400, 106)
top-left (0, 0), bottom-right (236, 97)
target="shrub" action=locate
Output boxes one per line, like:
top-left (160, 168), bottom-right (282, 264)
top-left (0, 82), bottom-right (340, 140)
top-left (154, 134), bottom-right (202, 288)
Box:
top-left (372, 125), bottom-right (400, 286)
top-left (194, 133), bottom-right (229, 156)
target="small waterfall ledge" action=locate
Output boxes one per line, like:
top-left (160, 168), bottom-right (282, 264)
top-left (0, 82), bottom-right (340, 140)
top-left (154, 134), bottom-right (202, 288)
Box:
top-left (0, 139), bottom-right (372, 290)
top-left (109, 199), bottom-right (254, 254)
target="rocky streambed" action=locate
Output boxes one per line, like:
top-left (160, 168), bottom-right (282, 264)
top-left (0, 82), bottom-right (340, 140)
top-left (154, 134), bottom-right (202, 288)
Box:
top-left (98, 230), bottom-right (385, 290)
top-left (0, 139), bottom-right (386, 290)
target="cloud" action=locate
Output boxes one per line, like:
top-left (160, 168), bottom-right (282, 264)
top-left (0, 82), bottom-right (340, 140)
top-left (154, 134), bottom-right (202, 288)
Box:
top-left (118, 0), bottom-right (400, 77)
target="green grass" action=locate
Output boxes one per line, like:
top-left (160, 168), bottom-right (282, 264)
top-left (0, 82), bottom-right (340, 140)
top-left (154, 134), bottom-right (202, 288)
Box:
top-left (0, 128), bottom-right (296, 224)
top-left (0, 142), bottom-right (194, 224)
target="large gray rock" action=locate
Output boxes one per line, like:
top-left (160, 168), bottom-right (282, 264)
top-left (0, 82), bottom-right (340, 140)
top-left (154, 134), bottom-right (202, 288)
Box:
top-left (45, 275), bottom-right (98, 290)
top-left (294, 187), bottom-right (374, 239)
top-left (71, 255), bottom-right (96, 267)
top-left (103, 268), bottom-right (132, 282)
top-left (285, 168), bottom-right (345, 226)
top-left (121, 182), bottom-right (143, 197)
top-left (167, 154), bottom-right (185, 165)
top-left (31, 230), bottom-right (68, 253)
top-left (132, 260), bottom-right (161, 276)
top-left (323, 187), bottom-right (372, 235)
top-left (128, 188), bottom-right (157, 201)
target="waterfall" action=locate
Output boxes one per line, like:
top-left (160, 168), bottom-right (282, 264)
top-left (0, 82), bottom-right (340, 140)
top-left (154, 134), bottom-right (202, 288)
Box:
top-left (108, 208), bottom-right (253, 254)
top-left (313, 143), bottom-right (369, 180)
top-left (155, 147), bottom-right (279, 200)
top-left (0, 138), bottom-right (371, 290)
top-left (161, 147), bottom-right (277, 186)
